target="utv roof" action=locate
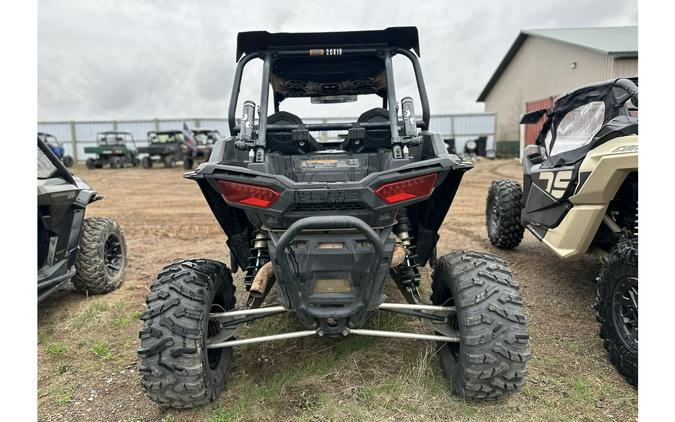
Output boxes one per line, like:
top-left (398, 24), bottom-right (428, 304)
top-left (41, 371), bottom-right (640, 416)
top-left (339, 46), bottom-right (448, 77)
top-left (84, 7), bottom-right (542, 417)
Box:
top-left (191, 128), bottom-right (219, 132)
top-left (236, 27), bottom-right (420, 61)
top-left (148, 130), bottom-right (182, 134)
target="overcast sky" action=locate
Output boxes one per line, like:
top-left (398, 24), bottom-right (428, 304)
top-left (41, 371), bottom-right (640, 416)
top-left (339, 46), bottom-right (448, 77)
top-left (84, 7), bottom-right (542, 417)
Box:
top-left (38, 0), bottom-right (637, 121)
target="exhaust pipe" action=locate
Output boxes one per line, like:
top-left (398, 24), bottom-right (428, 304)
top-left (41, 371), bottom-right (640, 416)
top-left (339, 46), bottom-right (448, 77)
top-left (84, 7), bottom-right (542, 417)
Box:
top-left (249, 261), bottom-right (274, 298)
top-left (391, 243), bottom-right (407, 268)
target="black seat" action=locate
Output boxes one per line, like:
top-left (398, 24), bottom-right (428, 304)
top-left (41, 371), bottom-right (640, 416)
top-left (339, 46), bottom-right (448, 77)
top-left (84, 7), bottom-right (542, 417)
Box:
top-left (357, 108), bottom-right (392, 151)
top-left (266, 111), bottom-right (320, 154)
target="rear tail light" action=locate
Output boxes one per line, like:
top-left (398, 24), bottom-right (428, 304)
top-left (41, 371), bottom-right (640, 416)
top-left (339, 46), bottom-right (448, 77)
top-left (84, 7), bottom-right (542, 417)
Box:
top-left (218, 180), bottom-right (280, 208)
top-left (374, 173), bottom-right (438, 204)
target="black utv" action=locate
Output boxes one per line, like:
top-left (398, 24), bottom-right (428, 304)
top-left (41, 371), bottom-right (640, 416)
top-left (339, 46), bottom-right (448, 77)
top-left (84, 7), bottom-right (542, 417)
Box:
top-left (38, 138), bottom-right (127, 302)
top-left (138, 130), bottom-right (186, 169)
top-left (138, 27), bottom-right (530, 408)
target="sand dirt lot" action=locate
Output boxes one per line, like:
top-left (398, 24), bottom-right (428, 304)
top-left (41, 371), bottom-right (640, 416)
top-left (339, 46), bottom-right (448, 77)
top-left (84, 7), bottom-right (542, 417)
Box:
top-left (38, 159), bottom-right (637, 421)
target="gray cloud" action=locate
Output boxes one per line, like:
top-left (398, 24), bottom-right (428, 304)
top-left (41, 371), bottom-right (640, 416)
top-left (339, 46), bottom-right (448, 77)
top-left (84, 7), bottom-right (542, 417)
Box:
top-left (38, 0), bottom-right (637, 121)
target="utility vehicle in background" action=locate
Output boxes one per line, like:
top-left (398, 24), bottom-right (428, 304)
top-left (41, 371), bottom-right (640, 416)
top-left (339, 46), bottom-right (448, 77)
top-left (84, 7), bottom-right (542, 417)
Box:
top-left (182, 128), bottom-right (221, 169)
top-left (138, 130), bottom-right (188, 169)
top-left (138, 27), bottom-right (530, 408)
top-left (486, 78), bottom-right (638, 386)
top-left (84, 131), bottom-right (139, 169)
top-left (38, 137), bottom-right (128, 302)
top-left (39, 132), bottom-right (74, 167)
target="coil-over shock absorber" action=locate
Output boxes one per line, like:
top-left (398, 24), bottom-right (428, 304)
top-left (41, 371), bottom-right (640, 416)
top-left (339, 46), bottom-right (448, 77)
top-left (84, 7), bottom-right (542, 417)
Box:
top-left (244, 231), bottom-right (269, 291)
top-left (392, 208), bottom-right (422, 303)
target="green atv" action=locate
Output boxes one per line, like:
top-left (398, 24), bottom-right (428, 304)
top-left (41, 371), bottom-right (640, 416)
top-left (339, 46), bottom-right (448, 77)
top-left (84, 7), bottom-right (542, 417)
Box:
top-left (84, 131), bottom-right (139, 169)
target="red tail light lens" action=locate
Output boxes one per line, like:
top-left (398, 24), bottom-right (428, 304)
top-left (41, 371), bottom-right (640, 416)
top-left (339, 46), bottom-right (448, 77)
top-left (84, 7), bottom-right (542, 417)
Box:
top-left (374, 173), bottom-right (438, 204)
top-left (218, 180), bottom-right (280, 208)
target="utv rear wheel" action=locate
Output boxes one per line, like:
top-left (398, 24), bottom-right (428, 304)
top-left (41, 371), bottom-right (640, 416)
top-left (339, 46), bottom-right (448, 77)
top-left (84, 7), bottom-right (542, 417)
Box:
top-left (486, 179), bottom-right (524, 249)
top-left (431, 251), bottom-right (530, 399)
top-left (142, 156), bottom-right (153, 169)
top-left (183, 157), bottom-right (194, 170)
top-left (138, 259), bottom-right (236, 408)
top-left (109, 157), bottom-right (122, 169)
top-left (62, 155), bottom-right (74, 167)
top-left (85, 158), bottom-right (96, 169)
top-left (72, 217), bottom-right (127, 295)
top-left (164, 156), bottom-right (176, 168)
top-left (596, 239), bottom-right (638, 387)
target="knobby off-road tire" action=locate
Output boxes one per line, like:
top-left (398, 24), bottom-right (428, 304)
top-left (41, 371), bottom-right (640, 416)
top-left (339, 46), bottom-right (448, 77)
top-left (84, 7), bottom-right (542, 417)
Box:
top-left (138, 259), bottom-right (236, 408)
top-left (72, 217), bottom-right (127, 295)
top-left (142, 156), bottom-right (153, 169)
top-left (431, 251), bottom-right (530, 399)
top-left (595, 239), bottom-right (638, 387)
top-left (164, 156), bottom-right (176, 168)
top-left (86, 158), bottom-right (96, 169)
top-left (486, 179), bottom-right (524, 249)
top-left (62, 155), bottom-right (74, 167)
top-left (183, 157), bottom-right (194, 170)
top-left (109, 156), bottom-right (122, 169)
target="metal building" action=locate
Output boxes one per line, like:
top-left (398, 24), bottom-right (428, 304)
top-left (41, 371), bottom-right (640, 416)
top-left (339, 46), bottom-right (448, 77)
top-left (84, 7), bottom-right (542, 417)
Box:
top-left (476, 26), bottom-right (638, 150)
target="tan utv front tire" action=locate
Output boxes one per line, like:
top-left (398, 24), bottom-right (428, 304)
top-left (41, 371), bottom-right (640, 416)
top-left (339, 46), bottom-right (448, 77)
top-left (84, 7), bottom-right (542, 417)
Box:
top-left (486, 179), bottom-right (524, 249)
top-left (595, 239), bottom-right (638, 387)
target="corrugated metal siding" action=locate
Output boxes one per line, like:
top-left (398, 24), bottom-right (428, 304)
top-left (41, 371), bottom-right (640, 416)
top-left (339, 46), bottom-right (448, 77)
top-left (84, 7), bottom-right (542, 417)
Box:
top-left (198, 119), bottom-right (230, 137)
top-left (524, 97), bottom-right (556, 146)
top-left (484, 36), bottom-right (638, 143)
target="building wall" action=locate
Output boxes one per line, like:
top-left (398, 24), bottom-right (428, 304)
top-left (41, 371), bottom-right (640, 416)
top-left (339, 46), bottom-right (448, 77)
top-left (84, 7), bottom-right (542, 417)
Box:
top-left (483, 36), bottom-right (638, 142)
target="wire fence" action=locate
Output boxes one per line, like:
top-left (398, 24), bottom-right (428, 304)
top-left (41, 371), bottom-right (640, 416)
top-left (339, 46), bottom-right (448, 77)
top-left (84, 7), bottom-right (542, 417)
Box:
top-left (38, 113), bottom-right (496, 162)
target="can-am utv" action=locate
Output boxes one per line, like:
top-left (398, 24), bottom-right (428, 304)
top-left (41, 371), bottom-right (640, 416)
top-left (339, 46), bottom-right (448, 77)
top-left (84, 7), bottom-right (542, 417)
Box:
top-left (38, 132), bottom-right (74, 167)
top-left (138, 27), bottom-right (530, 408)
top-left (486, 78), bottom-right (638, 386)
top-left (182, 128), bottom-right (221, 170)
top-left (38, 137), bottom-right (128, 302)
top-left (84, 131), bottom-right (139, 169)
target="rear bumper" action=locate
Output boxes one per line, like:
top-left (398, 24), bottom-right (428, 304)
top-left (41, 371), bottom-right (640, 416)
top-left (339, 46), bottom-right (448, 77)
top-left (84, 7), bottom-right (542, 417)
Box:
top-left (267, 216), bottom-right (395, 335)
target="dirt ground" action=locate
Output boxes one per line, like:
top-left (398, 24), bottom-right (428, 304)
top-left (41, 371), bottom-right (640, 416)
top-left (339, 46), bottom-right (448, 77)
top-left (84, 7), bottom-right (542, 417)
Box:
top-left (37, 159), bottom-right (637, 421)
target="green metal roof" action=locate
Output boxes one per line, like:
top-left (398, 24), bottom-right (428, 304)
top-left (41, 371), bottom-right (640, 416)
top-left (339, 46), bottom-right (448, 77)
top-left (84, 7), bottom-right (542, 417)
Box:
top-left (477, 26), bottom-right (638, 102)
top-left (523, 26), bottom-right (637, 56)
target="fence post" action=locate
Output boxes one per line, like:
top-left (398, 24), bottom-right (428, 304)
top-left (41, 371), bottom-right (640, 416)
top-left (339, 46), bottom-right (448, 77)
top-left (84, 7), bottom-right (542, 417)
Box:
top-left (112, 120), bottom-right (118, 131)
top-left (69, 121), bottom-right (78, 163)
top-left (195, 118), bottom-right (201, 128)
top-left (154, 118), bottom-right (160, 131)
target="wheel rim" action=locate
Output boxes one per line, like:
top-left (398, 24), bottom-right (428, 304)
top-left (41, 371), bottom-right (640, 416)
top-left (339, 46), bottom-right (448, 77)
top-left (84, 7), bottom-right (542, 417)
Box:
top-left (487, 195), bottom-right (499, 237)
top-left (104, 233), bottom-right (123, 275)
top-left (612, 276), bottom-right (638, 350)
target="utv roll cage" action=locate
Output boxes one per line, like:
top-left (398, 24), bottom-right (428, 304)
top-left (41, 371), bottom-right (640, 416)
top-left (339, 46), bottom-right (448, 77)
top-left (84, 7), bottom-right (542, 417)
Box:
top-left (228, 27), bottom-right (430, 158)
top-left (96, 131), bottom-right (136, 146)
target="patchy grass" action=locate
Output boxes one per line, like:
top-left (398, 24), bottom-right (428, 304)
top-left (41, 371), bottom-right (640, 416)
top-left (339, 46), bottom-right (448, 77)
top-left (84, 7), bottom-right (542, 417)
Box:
top-left (58, 363), bottom-right (71, 374)
top-left (71, 302), bottom-right (109, 328)
top-left (45, 342), bottom-right (68, 357)
top-left (56, 389), bottom-right (73, 406)
top-left (91, 341), bottom-right (112, 359)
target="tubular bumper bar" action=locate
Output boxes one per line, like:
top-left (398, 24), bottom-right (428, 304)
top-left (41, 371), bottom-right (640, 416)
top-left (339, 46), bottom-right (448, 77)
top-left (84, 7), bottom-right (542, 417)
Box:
top-left (275, 215), bottom-right (384, 259)
top-left (207, 303), bottom-right (458, 349)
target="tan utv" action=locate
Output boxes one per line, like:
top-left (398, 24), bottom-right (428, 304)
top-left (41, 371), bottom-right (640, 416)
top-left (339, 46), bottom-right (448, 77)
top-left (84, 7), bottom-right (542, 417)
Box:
top-left (485, 78), bottom-right (638, 387)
